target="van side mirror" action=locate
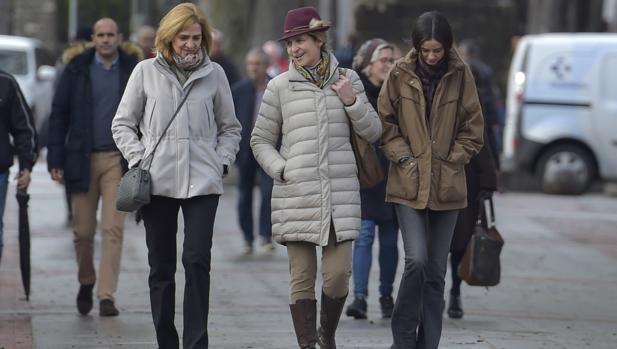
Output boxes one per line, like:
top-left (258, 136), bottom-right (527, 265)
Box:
top-left (37, 65), bottom-right (56, 81)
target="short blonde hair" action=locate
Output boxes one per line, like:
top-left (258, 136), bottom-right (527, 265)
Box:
top-left (308, 31), bottom-right (329, 52)
top-left (155, 3), bottom-right (213, 63)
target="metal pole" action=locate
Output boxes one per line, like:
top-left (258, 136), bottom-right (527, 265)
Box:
top-left (603, 0), bottom-right (617, 32)
top-left (336, 0), bottom-right (355, 48)
top-left (68, 0), bottom-right (78, 40)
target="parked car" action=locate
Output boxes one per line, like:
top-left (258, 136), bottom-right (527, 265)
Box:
top-left (502, 33), bottom-right (617, 194)
top-left (0, 34), bottom-right (56, 146)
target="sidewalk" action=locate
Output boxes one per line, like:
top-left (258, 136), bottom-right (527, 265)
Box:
top-left (1, 164), bottom-right (616, 348)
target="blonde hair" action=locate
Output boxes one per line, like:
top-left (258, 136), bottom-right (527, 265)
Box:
top-left (308, 30), bottom-right (329, 52)
top-left (155, 3), bottom-right (213, 63)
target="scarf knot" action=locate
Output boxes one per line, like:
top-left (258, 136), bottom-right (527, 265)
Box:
top-left (293, 51), bottom-right (330, 88)
top-left (172, 48), bottom-right (204, 70)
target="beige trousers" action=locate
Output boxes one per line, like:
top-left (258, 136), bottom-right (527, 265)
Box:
top-left (286, 226), bottom-right (352, 303)
top-left (71, 151), bottom-right (125, 301)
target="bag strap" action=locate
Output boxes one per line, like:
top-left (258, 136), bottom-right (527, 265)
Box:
top-left (476, 198), bottom-right (489, 229)
top-left (487, 197), bottom-right (496, 227)
top-left (477, 197), bottom-right (497, 228)
top-left (142, 83), bottom-right (195, 171)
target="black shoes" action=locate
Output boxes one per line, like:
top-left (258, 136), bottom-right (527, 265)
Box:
top-left (379, 295), bottom-right (394, 319)
top-left (76, 284), bottom-right (94, 315)
top-left (447, 294), bottom-right (463, 319)
top-left (345, 296), bottom-right (395, 319)
top-left (76, 284), bottom-right (119, 316)
top-left (100, 299), bottom-right (119, 317)
top-left (345, 297), bottom-right (367, 319)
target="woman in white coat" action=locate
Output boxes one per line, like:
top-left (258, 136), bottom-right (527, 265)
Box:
top-left (250, 6), bottom-right (382, 349)
top-left (111, 4), bottom-right (241, 349)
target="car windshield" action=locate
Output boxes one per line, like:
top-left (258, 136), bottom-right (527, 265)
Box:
top-left (0, 49), bottom-right (28, 75)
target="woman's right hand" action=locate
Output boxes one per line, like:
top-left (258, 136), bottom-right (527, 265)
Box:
top-left (331, 74), bottom-right (356, 106)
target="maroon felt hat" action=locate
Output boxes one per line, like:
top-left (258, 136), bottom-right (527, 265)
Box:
top-left (280, 6), bottom-right (330, 41)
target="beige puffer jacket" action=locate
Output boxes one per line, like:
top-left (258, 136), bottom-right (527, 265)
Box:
top-left (250, 54), bottom-right (382, 246)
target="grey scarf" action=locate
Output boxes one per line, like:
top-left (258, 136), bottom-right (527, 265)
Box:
top-left (171, 48), bottom-right (205, 84)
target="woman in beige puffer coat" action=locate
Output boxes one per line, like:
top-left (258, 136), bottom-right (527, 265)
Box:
top-left (250, 7), bottom-right (381, 349)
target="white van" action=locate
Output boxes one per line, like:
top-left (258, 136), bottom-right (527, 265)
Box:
top-left (502, 33), bottom-right (617, 194)
top-left (0, 35), bottom-right (56, 145)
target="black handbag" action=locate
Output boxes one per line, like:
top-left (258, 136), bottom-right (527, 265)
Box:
top-left (458, 197), bottom-right (504, 286)
top-left (116, 83), bottom-right (194, 212)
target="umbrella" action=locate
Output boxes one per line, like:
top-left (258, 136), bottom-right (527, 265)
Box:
top-left (16, 187), bottom-right (30, 301)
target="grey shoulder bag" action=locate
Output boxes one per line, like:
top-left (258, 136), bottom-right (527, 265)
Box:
top-left (116, 83), bottom-right (195, 212)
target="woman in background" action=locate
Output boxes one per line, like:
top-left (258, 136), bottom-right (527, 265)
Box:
top-left (345, 38), bottom-right (399, 321)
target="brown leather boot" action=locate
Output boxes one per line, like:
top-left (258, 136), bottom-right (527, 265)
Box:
top-left (289, 299), bottom-right (318, 349)
top-left (317, 292), bottom-right (347, 349)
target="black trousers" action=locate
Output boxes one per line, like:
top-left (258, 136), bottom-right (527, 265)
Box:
top-left (142, 194), bottom-right (220, 349)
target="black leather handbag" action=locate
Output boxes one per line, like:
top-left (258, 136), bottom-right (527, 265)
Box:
top-left (116, 84), bottom-right (194, 212)
top-left (458, 197), bottom-right (504, 286)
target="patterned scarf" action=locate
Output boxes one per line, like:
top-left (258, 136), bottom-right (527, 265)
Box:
top-left (293, 50), bottom-right (330, 88)
top-left (172, 47), bottom-right (204, 71)
top-left (415, 56), bottom-right (448, 119)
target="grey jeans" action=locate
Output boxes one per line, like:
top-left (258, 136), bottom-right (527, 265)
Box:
top-left (391, 205), bottom-right (459, 349)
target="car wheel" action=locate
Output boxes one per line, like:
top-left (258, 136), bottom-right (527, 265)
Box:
top-left (537, 144), bottom-right (595, 195)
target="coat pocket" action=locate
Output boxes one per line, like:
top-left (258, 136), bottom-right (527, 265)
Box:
top-left (386, 159), bottom-right (419, 201)
top-left (437, 161), bottom-right (467, 202)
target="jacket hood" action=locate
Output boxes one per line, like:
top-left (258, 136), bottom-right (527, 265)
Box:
top-left (62, 41), bottom-right (144, 66)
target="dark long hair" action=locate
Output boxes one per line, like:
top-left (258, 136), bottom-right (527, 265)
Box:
top-left (411, 11), bottom-right (453, 53)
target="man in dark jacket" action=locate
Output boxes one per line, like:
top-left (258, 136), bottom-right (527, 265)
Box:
top-left (459, 39), bottom-right (501, 168)
top-left (211, 29), bottom-right (240, 86)
top-left (0, 70), bottom-right (38, 265)
top-left (232, 48), bottom-right (273, 255)
top-left (48, 18), bottom-right (138, 317)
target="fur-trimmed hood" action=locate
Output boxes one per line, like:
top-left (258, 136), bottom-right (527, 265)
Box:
top-left (62, 41), bottom-right (144, 64)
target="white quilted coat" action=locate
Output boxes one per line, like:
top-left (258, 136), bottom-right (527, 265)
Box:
top-left (250, 54), bottom-right (382, 246)
top-left (112, 54), bottom-right (241, 199)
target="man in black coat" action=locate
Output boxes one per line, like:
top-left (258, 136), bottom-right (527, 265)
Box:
top-left (47, 18), bottom-right (138, 317)
top-left (0, 70), bottom-right (38, 264)
top-left (232, 48), bottom-right (273, 255)
top-left (211, 29), bottom-right (240, 86)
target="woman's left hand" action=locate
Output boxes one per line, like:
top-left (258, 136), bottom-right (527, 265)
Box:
top-left (331, 74), bottom-right (356, 106)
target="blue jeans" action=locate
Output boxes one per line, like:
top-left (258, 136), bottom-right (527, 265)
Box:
top-left (0, 171), bottom-right (9, 262)
top-left (237, 157), bottom-right (273, 244)
top-left (352, 218), bottom-right (399, 298)
top-left (391, 206), bottom-right (459, 349)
